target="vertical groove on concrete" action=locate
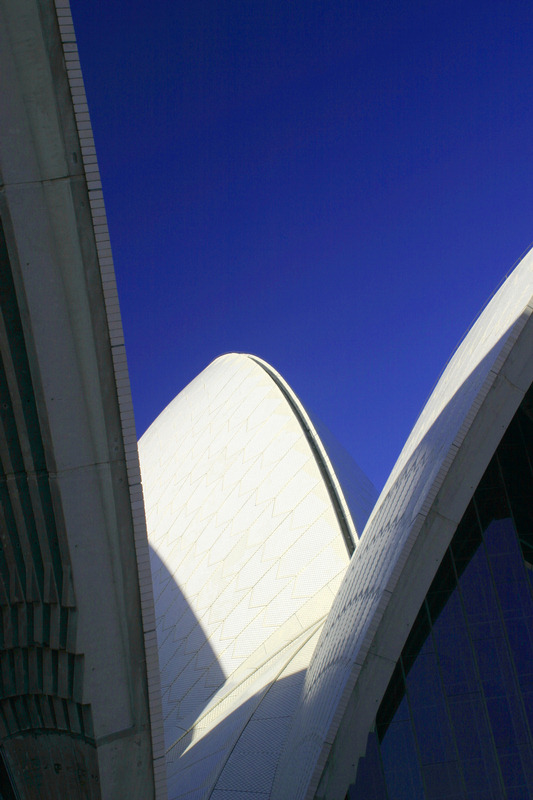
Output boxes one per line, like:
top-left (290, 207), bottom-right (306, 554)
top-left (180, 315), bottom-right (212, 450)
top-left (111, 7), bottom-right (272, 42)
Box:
top-left (53, 2), bottom-right (167, 795)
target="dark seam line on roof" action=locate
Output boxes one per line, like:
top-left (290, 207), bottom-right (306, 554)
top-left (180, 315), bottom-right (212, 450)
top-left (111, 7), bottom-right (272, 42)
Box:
top-left (247, 356), bottom-right (355, 557)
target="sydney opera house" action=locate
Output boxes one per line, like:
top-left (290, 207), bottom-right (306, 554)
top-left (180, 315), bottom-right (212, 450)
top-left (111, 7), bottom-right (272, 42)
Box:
top-left (2, 0), bottom-right (533, 798)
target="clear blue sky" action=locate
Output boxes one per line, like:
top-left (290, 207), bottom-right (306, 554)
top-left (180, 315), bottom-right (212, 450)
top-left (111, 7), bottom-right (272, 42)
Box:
top-left (71, 0), bottom-right (533, 491)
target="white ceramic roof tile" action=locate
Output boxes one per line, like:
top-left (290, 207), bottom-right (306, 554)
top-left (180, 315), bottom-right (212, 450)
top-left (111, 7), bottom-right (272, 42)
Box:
top-left (208, 628), bottom-right (322, 798)
top-left (276, 516), bottom-right (336, 579)
top-left (139, 353), bottom-right (376, 798)
top-left (273, 249), bottom-right (533, 799)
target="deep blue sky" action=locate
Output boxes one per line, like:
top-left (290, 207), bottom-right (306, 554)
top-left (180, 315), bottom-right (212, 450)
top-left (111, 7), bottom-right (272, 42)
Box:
top-left (70, 0), bottom-right (533, 491)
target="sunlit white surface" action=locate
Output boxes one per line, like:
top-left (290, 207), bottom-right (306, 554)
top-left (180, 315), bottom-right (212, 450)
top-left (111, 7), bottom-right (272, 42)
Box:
top-left (139, 353), bottom-right (377, 798)
top-left (274, 249), bottom-right (533, 799)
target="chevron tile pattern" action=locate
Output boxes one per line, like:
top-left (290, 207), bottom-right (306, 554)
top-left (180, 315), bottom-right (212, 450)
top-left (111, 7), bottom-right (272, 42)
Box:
top-left (139, 353), bottom-right (374, 798)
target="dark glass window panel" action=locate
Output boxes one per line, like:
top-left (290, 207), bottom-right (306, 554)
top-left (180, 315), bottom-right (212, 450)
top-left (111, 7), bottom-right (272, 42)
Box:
top-left (460, 759), bottom-right (503, 800)
top-left (498, 751), bottom-right (526, 792)
top-left (377, 663), bottom-right (407, 737)
top-left (476, 637), bottom-right (532, 756)
top-left (447, 693), bottom-right (498, 770)
top-left (420, 761), bottom-right (464, 800)
top-left (411, 701), bottom-right (456, 767)
top-left (517, 739), bottom-right (533, 794)
top-left (486, 550), bottom-right (532, 622)
top-left (497, 419), bottom-right (529, 487)
top-left (486, 695), bottom-right (521, 755)
top-left (505, 689), bottom-right (532, 748)
top-left (451, 502), bottom-right (482, 579)
top-left (460, 757), bottom-right (502, 799)
top-left (426, 551), bottom-right (457, 628)
top-left (380, 718), bottom-right (425, 800)
top-left (433, 594), bottom-right (478, 697)
top-left (406, 654), bottom-right (456, 766)
top-left (507, 789), bottom-right (530, 800)
top-left (395, 693), bottom-right (410, 722)
top-left (348, 732), bottom-right (388, 800)
top-left (499, 423), bottom-right (533, 515)
top-left (475, 459), bottom-right (508, 529)
top-left (498, 413), bottom-right (533, 565)
top-left (402, 603), bottom-right (432, 674)
top-left (518, 533), bottom-right (533, 567)
top-left (459, 548), bottom-right (502, 643)
top-left (474, 635), bottom-right (512, 699)
top-left (522, 689), bottom-right (533, 737)
top-left (503, 612), bottom-right (533, 681)
top-left (406, 652), bottom-right (442, 710)
top-left (483, 517), bottom-right (518, 557)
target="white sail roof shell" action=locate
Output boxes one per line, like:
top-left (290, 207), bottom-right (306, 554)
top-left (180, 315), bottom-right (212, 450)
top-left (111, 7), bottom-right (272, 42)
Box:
top-left (139, 353), bottom-right (376, 799)
top-left (273, 249), bottom-right (533, 799)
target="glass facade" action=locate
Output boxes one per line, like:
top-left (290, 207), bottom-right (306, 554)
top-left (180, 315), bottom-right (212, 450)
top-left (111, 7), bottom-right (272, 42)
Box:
top-left (347, 389), bottom-right (533, 800)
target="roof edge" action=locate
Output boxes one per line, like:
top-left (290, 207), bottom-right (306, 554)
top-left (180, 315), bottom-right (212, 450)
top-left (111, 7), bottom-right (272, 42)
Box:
top-left (246, 354), bottom-right (358, 554)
